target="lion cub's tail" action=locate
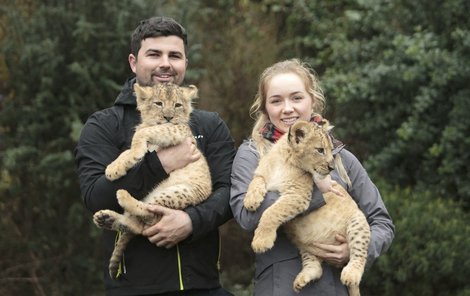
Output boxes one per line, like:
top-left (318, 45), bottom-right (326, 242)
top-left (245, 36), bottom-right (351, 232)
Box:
top-left (109, 231), bottom-right (134, 279)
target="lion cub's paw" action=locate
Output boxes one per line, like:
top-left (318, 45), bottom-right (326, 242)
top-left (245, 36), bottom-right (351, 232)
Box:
top-left (243, 189), bottom-right (265, 211)
top-left (340, 264), bottom-right (362, 287)
top-left (105, 161), bottom-right (127, 181)
top-left (251, 228), bottom-right (276, 253)
top-left (293, 268), bottom-right (322, 292)
top-left (116, 189), bottom-right (133, 208)
top-left (93, 210), bottom-right (119, 230)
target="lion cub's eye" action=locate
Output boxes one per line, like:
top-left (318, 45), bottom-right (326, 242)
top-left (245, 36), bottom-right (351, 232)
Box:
top-left (154, 102), bottom-right (163, 107)
top-left (175, 103), bottom-right (183, 108)
top-left (316, 148), bottom-right (325, 154)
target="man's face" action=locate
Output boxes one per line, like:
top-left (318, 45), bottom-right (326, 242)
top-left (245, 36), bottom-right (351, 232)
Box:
top-left (129, 36), bottom-right (187, 86)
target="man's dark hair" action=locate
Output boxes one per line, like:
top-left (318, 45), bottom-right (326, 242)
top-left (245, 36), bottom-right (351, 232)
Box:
top-left (130, 16), bottom-right (188, 56)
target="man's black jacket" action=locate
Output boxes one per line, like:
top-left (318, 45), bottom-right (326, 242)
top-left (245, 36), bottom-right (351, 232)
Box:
top-left (74, 78), bottom-right (236, 295)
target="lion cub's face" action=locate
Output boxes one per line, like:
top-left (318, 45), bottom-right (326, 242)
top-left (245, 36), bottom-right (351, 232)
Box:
top-left (134, 83), bottom-right (198, 125)
top-left (287, 120), bottom-right (334, 179)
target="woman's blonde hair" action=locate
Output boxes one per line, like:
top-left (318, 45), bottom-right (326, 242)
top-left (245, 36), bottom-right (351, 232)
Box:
top-left (249, 59), bottom-right (326, 156)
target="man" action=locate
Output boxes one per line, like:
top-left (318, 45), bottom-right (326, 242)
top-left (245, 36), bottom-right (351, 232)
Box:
top-left (74, 16), bottom-right (236, 296)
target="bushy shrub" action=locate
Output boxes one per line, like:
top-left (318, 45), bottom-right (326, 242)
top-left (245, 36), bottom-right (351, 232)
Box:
top-left (362, 182), bottom-right (470, 296)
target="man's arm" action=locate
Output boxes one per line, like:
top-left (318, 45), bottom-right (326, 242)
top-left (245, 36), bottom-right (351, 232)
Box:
top-left (74, 110), bottom-right (169, 213)
top-left (184, 113), bottom-right (236, 240)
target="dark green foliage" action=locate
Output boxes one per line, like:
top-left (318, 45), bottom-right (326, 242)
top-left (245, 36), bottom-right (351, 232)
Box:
top-left (1, 0), bottom-right (469, 295)
top-left (362, 183), bottom-right (470, 296)
top-left (322, 1), bottom-right (470, 207)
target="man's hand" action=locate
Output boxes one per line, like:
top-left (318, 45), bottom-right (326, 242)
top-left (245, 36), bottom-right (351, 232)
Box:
top-left (157, 137), bottom-right (201, 173)
top-left (142, 205), bottom-right (193, 249)
top-left (314, 234), bottom-right (350, 268)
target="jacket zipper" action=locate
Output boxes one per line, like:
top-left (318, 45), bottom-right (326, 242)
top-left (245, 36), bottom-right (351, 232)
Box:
top-left (217, 234), bottom-right (221, 271)
top-left (176, 244), bottom-right (184, 290)
top-left (115, 231), bottom-right (126, 278)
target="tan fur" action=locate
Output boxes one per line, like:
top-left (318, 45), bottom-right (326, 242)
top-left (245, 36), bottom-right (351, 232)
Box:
top-left (244, 119), bottom-right (370, 296)
top-left (93, 83), bottom-right (212, 278)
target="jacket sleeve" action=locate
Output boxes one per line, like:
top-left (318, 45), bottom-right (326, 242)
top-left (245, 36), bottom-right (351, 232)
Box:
top-left (74, 109), bottom-right (168, 213)
top-left (230, 141), bottom-right (264, 231)
top-left (340, 149), bottom-right (395, 268)
top-left (184, 113), bottom-right (236, 241)
top-left (230, 141), bottom-right (326, 232)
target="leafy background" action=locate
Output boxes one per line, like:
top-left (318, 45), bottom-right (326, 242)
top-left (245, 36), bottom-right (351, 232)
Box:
top-left (1, 0), bottom-right (469, 295)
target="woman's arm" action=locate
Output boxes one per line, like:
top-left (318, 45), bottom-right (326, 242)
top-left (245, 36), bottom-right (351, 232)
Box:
top-left (341, 149), bottom-right (395, 267)
top-left (230, 141), bottom-right (282, 231)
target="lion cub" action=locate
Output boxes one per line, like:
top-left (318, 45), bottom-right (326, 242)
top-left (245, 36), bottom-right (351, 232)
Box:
top-left (244, 119), bottom-right (370, 296)
top-left (93, 83), bottom-right (212, 278)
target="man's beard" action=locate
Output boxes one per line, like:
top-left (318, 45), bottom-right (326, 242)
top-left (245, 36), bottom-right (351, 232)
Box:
top-left (136, 69), bottom-right (180, 86)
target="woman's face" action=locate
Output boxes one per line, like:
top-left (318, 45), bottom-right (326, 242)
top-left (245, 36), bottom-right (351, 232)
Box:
top-left (265, 72), bottom-right (314, 133)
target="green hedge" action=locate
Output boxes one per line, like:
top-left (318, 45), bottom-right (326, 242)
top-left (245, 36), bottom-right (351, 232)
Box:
top-left (362, 182), bottom-right (470, 296)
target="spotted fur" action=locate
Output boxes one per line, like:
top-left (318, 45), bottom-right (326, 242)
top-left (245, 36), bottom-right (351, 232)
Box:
top-left (244, 119), bottom-right (370, 296)
top-left (93, 83), bottom-right (212, 278)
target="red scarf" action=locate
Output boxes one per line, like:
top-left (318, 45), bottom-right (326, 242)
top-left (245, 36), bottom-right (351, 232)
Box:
top-left (260, 115), bottom-right (345, 153)
top-left (260, 123), bottom-right (284, 143)
top-left (260, 115), bottom-right (323, 143)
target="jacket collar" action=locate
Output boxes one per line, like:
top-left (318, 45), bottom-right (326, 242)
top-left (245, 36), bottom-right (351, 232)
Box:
top-left (114, 77), bottom-right (137, 106)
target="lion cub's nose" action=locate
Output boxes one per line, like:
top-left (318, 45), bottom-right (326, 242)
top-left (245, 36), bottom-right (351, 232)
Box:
top-left (328, 162), bottom-right (335, 172)
top-left (164, 116), bottom-right (173, 122)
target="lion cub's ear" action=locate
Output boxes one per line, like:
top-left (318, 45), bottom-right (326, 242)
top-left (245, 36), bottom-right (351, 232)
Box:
top-left (180, 85), bottom-right (198, 100)
top-left (133, 83), bottom-right (153, 101)
top-left (319, 118), bottom-right (333, 133)
top-left (311, 113), bottom-right (333, 133)
top-left (288, 120), bottom-right (310, 144)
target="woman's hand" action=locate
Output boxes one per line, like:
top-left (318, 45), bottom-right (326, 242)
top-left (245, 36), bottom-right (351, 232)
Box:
top-left (314, 174), bottom-right (344, 196)
top-left (314, 234), bottom-right (350, 268)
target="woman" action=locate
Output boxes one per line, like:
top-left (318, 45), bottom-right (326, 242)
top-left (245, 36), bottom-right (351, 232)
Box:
top-left (230, 59), bottom-right (394, 295)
